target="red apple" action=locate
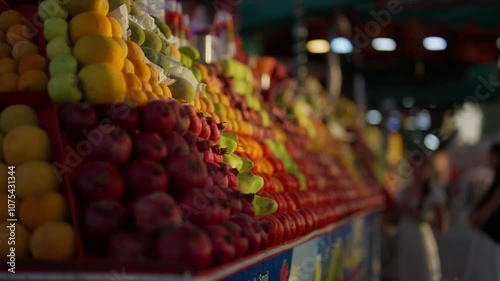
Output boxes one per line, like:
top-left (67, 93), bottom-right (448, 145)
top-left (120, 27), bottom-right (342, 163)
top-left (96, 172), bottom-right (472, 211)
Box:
top-left (88, 125), bottom-right (132, 165)
top-left (155, 224), bottom-right (213, 270)
top-left (123, 160), bottom-right (168, 199)
top-left (165, 153), bottom-right (210, 196)
top-left (76, 162), bottom-right (125, 203)
top-left (204, 224), bottom-right (236, 265)
top-left (108, 232), bottom-right (149, 262)
top-left (131, 192), bottom-right (183, 233)
top-left (165, 99), bottom-right (190, 135)
top-left (178, 186), bottom-right (230, 226)
top-left (139, 100), bottom-right (176, 136)
top-left (59, 103), bottom-right (98, 139)
top-left (96, 103), bottom-right (138, 135)
top-left (163, 131), bottom-right (190, 155)
top-left (132, 132), bottom-right (168, 162)
top-left (82, 200), bottom-right (129, 250)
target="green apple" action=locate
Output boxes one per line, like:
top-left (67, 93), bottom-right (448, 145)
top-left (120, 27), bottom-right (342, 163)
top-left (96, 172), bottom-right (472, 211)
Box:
top-left (44, 17), bottom-right (68, 41)
top-left (49, 54), bottom-right (78, 76)
top-left (38, 0), bottom-right (68, 21)
top-left (48, 73), bottom-right (82, 103)
top-left (46, 37), bottom-right (72, 60)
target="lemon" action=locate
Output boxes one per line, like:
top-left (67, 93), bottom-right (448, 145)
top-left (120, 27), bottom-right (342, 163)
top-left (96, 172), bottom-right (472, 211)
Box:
top-left (3, 125), bottom-right (51, 165)
top-left (16, 161), bottom-right (59, 199)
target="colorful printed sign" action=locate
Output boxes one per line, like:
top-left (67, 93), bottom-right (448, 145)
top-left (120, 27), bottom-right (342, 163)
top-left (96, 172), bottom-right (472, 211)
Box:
top-left (225, 211), bottom-right (381, 281)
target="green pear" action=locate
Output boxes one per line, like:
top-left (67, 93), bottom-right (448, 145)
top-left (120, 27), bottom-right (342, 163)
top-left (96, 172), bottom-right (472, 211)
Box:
top-left (191, 67), bottom-right (202, 82)
top-left (44, 17), bottom-right (68, 41)
top-left (169, 75), bottom-right (195, 102)
top-left (240, 158), bottom-right (255, 173)
top-left (130, 1), bottom-right (142, 15)
top-left (258, 109), bottom-right (271, 127)
top-left (179, 46), bottom-right (200, 61)
top-left (160, 39), bottom-right (170, 56)
top-left (142, 30), bottom-right (162, 52)
top-left (217, 135), bottom-right (237, 154)
top-left (253, 195), bottom-right (278, 216)
top-left (180, 54), bottom-right (192, 68)
top-left (214, 102), bottom-right (226, 115)
top-left (221, 132), bottom-right (238, 142)
top-left (223, 154), bottom-right (243, 171)
top-left (109, 0), bottom-right (131, 13)
top-left (238, 172), bottom-right (264, 194)
top-left (46, 37), bottom-right (72, 60)
top-left (153, 16), bottom-right (171, 38)
top-left (128, 21), bottom-right (145, 46)
top-left (38, 0), bottom-right (68, 21)
top-left (49, 54), bottom-right (78, 76)
top-left (48, 73), bottom-right (82, 103)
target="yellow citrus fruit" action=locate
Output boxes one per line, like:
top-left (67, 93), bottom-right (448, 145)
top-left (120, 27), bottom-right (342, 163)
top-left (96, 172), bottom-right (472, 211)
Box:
top-left (125, 89), bottom-right (148, 106)
top-left (64, 0), bottom-right (109, 17)
top-left (122, 58), bottom-right (134, 74)
top-left (0, 72), bottom-right (18, 92)
top-left (113, 36), bottom-right (128, 58)
top-left (6, 24), bottom-right (34, 46)
top-left (0, 162), bottom-right (7, 193)
top-left (147, 64), bottom-right (159, 82)
top-left (30, 221), bottom-right (75, 261)
top-left (169, 44), bottom-right (181, 60)
top-left (0, 193), bottom-right (17, 220)
top-left (160, 83), bottom-right (172, 98)
top-left (125, 40), bottom-right (144, 61)
top-left (73, 34), bottom-right (124, 69)
top-left (123, 73), bottom-right (142, 91)
top-left (3, 126), bottom-right (51, 165)
top-left (69, 12), bottom-right (112, 44)
top-left (78, 63), bottom-right (126, 104)
top-left (108, 16), bottom-right (123, 38)
top-left (18, 70), bottom-right (48, 92)
top-left (133, 60), bottom-right (151, 81)
top-left (150, 81), bottom-right (163, 97)
top-left (0, 10), bottom-right (23, 32)
top-left (0, 222), bottom-right (30, 259)
top-left (0, 42), bottom-right (10, 58)
top-left (0, 104), bottom-right (38, 134)
top-left (0, 58), bottom-right (16, 75)
top-left (20, 191), bottom-right (68, 230)
top-left (16, 160), bottom-right (58, 198)
top-left (141, 80), bottom-right (152, 92)
top-left (18, 53), bottom-right (47, 74)
top-left (11, 40), bottom-right (38, 61)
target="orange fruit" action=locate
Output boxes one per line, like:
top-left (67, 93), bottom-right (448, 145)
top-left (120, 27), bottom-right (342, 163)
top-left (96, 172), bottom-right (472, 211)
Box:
top-left (125, 40), bottom-right (144, 61)
top-left (6, 24), bottom-right (35, 46)
top-left (133, 60), bottom-right (151, 81)
top-left (18, 53), bottom-right (47, 74)
top-left (0, 10), bottom-right (23, 32)
top-left (147, 64), bottom-right (159, 82)
top-left (18, 70), bottom-right (48, 92)
top-left (160, 83), bottom-right (172, 98)
top-left (123, 73), bottom-right (142, 91)
top-left (0, 42), bottom-right (10, 58)
top-left (150, 81), bottom-right (163, 97)
top-left (0, 222), bottom-right (30, 259)
top-left (113, 36), bottom-right (127, 58)
top-left (141, 80), bottom-right (152, 92)
top-left (125, 89), bottom-right (148, 106)
top-left (0, 72), bottom-right (18, 92)
top-left (19, 191), bottom-right (68, 230)
top-left (11, 40), bottom-right (38, 61)
top-left (65, 0), bottom-right (109, 17)
top-left (69, 12), bottom-right (112, 44)
top-left (73, 34), bottom-right (124, 69)
top-left (122, 58), bottom-right (135, 74)
top-left (0, 57), bottom-right (16, 75)
top-left (30, 221), bottom-right (76, 261)
top-left (108, 17), bottom-right (123, 38)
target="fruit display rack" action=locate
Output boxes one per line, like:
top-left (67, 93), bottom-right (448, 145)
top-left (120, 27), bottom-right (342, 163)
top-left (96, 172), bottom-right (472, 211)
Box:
top-left (0, 0), bottom-right (386, 280)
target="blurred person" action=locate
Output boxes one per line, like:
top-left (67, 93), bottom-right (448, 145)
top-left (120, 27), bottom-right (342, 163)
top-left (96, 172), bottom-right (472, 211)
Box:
top-left (464, 144), bottom-right (500, 281)
top-left (396, 157), bottom-right (448, 281)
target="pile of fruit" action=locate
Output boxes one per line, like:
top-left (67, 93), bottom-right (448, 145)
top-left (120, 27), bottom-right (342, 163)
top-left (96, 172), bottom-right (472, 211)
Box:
top-left (0, 0), bottom-right (384, 273)
top-left (0, 104), bottom-right (76, 261)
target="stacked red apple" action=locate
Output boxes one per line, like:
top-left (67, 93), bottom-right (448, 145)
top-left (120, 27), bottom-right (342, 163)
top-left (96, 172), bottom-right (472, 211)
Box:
top-left (57, 99), bottom-right (271, 270)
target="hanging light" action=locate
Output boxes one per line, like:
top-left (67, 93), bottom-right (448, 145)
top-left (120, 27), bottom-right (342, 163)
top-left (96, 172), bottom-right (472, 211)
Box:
top-left (371, 38), bottom-right (397, 51)
top-left (331, 37), bottom-right (352, 54)
top-left (423, 36), bottom-right (447, 51)
top-left (306, 39), bottom-right (330, 54)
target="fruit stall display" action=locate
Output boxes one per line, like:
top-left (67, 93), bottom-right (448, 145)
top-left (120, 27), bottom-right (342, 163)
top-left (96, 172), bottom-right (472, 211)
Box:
top-left (0, 0), bottom-right (384, 279)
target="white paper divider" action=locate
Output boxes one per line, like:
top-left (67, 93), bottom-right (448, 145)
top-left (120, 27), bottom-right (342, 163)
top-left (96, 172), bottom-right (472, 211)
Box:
top-left (108, 4), bottom-right (129, 39)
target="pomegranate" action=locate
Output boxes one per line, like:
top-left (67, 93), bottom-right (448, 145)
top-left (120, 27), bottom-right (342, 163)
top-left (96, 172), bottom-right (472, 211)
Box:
top-left (207, 162), bottom-right (228, 187)
top-left (204, 224), bottom-right (236, 265)
top-left (82, 200), bottom-right (129, 250)
top-left (198, 117), bottom-right (211, 140)
top-left (139, 100), bottom-right (176, 136)
top-left (182, 104), bottom-right (202, 135)
top-left (59, 103), bottom-right (98, 139)
top-left (230, 214), bottom-right (262, 254)
top-left (221, 221), bottom-right (249, 258)
top-left (178, 186), bottom-right (230, 226)
top-left (96, 103), bottom-right (139, 135)
top-left (241, 193), bottom-right (255, 216)
top-left (260, 223), bottom-right (269, 250)
top-left (165, 99), bottom-right (190, 135)
top-left (184, 131), bottom-right (210, 154)
top-left (107, 232), bottom-right (149, 262)
top-left (163, 131), bottom-right (190, 155)
top-left (206, 117), bottom-right (221, 143)
top-left (211, 145), bottom-right (227, 163)
top-left (132, 132), bottom-right (168, 162)
top-left (123, 160), bottom-right (168, 199)
top-left (218, 187), bottom-right (243, 214)
top-left (131, 192), bottom-right (183, 233)
top-left (155, 224), bottom-right (213, 270)
top-left (227, 168), bottom-right (239, 189)
top-left (202, 147), bottom-right (214, 163)
top-left (88, 125), bottom-right (132, 165)
top-left (165, 153), bottom-right (210, 196)
top-left (76, 162), bottom-right (125, 203)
